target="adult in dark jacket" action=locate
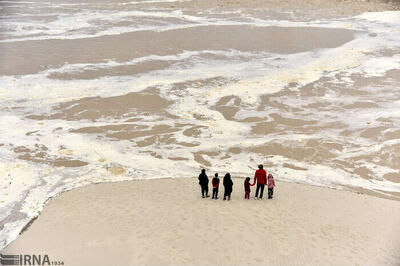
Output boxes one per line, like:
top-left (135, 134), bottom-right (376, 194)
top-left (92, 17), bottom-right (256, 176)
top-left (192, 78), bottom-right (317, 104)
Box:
top-left (223, 173), bottom-right (233, 201)
top-left (252, 164), bottom-right (267, 200)
top-left (198, 169), bottom-right (209, 198)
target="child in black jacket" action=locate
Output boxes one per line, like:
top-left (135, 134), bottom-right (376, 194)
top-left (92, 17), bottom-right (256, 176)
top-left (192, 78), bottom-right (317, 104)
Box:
top-left (212, 173), bottom-right (220, 199)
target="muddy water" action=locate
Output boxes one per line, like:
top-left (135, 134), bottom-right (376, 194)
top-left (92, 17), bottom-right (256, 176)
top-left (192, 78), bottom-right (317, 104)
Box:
top-left (1, 0), bottom-right (400, 249)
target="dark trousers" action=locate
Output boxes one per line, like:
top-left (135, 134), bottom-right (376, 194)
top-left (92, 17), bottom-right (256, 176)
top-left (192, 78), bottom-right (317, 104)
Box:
top-left (245, 191), bottom-right (250, 199)
top-left (224, 189), bottom-right (232, 199)
top-left (255, 184), bottom-right (265, 199)
top-left (212, 187), bottom-right (219, 198)
top-left (201, 185), bottom-right (208, 197)
top-left (268, 188), bottom-right (274, 198)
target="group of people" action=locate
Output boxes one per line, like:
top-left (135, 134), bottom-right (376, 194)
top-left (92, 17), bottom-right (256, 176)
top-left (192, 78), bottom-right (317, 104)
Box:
top-left (198, 164), bottom-right (276, 201)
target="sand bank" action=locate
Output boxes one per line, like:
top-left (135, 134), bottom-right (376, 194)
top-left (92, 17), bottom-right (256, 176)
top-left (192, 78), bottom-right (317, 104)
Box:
top-left (3, 178), bottom-right (400, 265)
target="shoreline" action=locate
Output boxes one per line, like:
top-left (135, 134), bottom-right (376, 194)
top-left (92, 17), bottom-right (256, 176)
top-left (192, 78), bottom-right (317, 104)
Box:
top-left (3, 178), bottom-right (400, 265)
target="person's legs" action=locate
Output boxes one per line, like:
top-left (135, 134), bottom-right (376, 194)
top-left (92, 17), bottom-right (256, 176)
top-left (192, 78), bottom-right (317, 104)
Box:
top-left (271, 187), bottom-right (274, 198)
top-left (268, 188), bottom-right (272, 198)
top-left (212, 188), bottom-right (215, 198)
top-left (201, 185), bottom-right (208, 197)
top-left (255, 183), bottom-right (261, 198)
top-left (259, 184), bottom-right (265, 199)
top-left (215, 187), bottom-right (219, 199)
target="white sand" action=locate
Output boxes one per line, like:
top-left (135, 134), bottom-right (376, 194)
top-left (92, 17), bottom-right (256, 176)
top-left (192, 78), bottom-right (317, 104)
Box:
top-left (3, 178), bottom-right (400, 265)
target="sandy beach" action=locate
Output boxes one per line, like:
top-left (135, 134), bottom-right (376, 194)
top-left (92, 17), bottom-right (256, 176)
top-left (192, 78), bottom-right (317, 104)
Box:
top-left (4, 178), bottom-right (400, 265)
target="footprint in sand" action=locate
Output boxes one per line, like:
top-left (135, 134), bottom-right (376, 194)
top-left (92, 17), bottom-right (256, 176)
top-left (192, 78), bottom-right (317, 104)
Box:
top-left (245, 239), bottom-right (254, 244)
top-left (253, 258), bottom-right (263, 263)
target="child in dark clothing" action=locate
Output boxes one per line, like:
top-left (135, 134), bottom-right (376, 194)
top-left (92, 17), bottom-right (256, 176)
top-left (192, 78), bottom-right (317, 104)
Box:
top-left (267, 174), bottom-right (276, 199)
top-left (212, 173), bottom-right (220, 199)
top-left (244, 177), bottom-right (253, 199)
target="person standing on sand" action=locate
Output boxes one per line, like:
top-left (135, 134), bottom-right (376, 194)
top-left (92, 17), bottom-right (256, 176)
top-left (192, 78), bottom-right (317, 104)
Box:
top-left (223, 173), bottom-right (233, 201)
top-left (244, 177), bottom-right (253, 199)
top-left (198, 169), bottom-right (209, 198)
top-left (212, 173), bottom-right (220, 200)
top-left (252, 164), bottom-right (267, 200)
top-left (267, 174), bottom-right (276, 199)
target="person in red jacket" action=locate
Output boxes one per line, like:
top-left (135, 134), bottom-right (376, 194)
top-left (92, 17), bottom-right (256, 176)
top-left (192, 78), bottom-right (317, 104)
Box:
top-left (212, 173), bottom-right (220, 200)
top-left (252, 164), bottom-right (267, 200)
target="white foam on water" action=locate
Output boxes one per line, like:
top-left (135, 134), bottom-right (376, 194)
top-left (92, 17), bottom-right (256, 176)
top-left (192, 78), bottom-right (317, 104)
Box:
top-left (359, 56), bottom-right (400, 77)
top-left (1, 6), bottom-right (397, 43)
top-left (0, 1), bottom-right (36, 4)
top-left (355, 11), bottom-right (400, 25)
top-left (45, 49), bottom-right (261, 74)
top-left (0, 50), bottom-right (278, 112)
top-left (0, 9), bottom-right (205, 41)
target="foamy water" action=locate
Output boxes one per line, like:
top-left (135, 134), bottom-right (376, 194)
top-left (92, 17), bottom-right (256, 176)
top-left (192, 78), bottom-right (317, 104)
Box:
top-left (0, 0), bottom-right (400, 250)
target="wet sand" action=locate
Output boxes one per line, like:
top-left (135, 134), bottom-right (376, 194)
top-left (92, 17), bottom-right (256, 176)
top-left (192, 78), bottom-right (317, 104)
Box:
top-left (4, 178), bottom-right (400, 265)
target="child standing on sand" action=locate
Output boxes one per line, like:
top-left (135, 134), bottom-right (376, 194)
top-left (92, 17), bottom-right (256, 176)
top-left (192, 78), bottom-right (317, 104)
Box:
top-left (212, 173), bottom-right (220, 200)
top-left (267, 174), bottom-right (275, 199)
top-left (244, 177), bottom-right (252, 199)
